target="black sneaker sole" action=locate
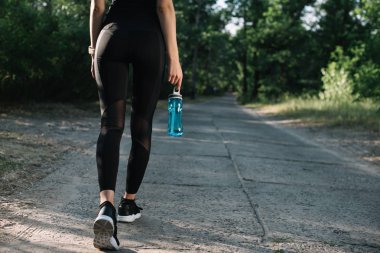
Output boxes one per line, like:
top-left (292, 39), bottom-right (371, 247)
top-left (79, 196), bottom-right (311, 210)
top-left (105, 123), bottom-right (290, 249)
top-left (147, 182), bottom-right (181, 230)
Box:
top-left (93, 215), bottom-right (120, 250)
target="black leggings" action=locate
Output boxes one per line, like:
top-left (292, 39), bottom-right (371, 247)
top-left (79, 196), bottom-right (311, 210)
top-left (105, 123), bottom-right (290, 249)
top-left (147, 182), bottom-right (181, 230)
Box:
top-left (94, 19), bottom-right (166, 194)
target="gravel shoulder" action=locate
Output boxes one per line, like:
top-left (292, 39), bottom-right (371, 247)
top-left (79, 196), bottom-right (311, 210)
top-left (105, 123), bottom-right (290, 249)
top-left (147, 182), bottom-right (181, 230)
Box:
top-left (248, 106), bottom-right (380, 174)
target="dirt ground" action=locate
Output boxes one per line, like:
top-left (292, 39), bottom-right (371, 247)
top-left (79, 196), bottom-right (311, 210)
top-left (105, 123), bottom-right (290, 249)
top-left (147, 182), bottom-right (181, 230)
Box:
top-left (0, 102), bottom-right (100, 196)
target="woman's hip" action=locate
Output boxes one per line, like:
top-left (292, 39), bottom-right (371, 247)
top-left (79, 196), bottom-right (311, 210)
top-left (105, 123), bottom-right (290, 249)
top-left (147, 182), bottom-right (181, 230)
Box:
top-left (96, 24), bottom-right (165, 61)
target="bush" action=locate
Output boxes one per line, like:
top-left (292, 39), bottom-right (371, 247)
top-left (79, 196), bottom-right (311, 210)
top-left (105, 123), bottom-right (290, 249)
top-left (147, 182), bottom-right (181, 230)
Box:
top-left (319, 47), bottom-right (357, 103)
top-left (354, 61), bottom-right (380, 100)
top-left (0, 0), bottom-right (94, 102)
top-left (319, 61), bottom-right (355, 102)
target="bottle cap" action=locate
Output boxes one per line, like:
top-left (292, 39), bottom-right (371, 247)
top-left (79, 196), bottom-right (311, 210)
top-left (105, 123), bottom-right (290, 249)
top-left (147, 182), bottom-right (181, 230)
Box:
top-left (168, 86), bottom-right (182, 99)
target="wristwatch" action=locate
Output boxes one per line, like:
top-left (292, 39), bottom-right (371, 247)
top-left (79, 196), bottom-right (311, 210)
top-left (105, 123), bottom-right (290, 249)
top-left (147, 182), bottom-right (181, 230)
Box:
top-left (88, 46), bottom-right (95, 56)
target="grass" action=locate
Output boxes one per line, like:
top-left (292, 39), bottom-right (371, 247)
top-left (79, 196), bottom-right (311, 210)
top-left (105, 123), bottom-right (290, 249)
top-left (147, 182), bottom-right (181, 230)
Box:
top-left (245, 97), bottom-right (380, 132)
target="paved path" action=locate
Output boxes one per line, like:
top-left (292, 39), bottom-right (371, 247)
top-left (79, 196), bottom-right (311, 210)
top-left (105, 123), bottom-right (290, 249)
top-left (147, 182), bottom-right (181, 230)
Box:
top-left (1, 93), bottom-right (379, 252)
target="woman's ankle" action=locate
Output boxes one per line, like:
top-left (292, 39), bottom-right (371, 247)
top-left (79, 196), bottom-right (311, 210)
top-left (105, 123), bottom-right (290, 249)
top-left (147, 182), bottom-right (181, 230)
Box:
top-left (123, 192), bottom-right (136, 200)
top-left (100, 189), bottom-right (115, 206)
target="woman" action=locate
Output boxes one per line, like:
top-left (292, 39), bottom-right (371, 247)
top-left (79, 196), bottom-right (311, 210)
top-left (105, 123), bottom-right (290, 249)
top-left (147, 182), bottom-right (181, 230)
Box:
top-left (89, 0), bottom-right (183, 250)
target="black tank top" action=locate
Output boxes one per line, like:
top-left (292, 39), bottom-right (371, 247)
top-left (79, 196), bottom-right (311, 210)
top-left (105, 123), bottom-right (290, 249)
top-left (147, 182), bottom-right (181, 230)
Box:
top-left (103, 0), bottom-right (159, 28)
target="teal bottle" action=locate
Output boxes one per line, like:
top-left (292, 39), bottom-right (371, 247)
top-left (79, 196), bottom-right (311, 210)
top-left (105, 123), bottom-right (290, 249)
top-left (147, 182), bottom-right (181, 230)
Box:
top-left (167, 87), bottom-right (183, 137)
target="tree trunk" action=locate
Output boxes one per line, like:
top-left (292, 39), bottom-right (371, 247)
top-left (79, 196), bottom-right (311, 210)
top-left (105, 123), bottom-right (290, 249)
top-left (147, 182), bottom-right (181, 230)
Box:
top-left (251, 51), bottom-right (260, 100)
top-left (242, 50), bottom-right (248, 95)
top-left (45, 0), bottom-right (53, 15)
top-left (241, 0), bottom-right (248, 98)
top-left (205, 41), bottom-right (211, 90)
top-left (190, 46), bottom-right (199, 99)
top-left (250, 0), bottom-right (262, 100)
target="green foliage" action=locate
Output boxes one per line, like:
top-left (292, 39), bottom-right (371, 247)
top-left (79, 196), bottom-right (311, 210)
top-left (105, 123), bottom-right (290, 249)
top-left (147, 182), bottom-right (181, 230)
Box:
top-left (169, 0), bottom-right (231, 98)
top-left (0, 0), bottom-right (93, 102)
top-left (354, 61), bottom-right (380, 99)
top-left (229, 0), bottom-right (379, 102)
top-left (1, 0), bottom-right (235, 101)
top-left (1, 0), bottom-right (379, 102)
top-left (350, 0), bottom-right (380, 100)
top-left (317, 0), bottom-right (364, 59)
top-left (319, 47), bottom-right (356, 103)
top-left (320, 62), bottom-right (354, 102)
top-left (318, 43), bottom-right (380, 102)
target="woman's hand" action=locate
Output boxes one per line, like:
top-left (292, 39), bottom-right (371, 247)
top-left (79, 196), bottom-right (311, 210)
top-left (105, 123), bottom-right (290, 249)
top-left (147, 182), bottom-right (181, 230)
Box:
top-left (167, 58), bottom-right (183, 91)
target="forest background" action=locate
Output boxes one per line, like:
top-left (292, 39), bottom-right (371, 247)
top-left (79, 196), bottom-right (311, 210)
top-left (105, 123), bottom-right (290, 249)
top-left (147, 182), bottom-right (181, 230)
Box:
top-left (0, 0), bottom-right (379, 115)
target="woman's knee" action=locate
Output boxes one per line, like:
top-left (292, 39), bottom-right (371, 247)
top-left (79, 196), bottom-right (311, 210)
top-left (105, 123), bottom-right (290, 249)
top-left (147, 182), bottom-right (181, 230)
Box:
top-left (100, 99), bottom-right (126, 131)
top-left (130, 117), bottom-right (152, 151)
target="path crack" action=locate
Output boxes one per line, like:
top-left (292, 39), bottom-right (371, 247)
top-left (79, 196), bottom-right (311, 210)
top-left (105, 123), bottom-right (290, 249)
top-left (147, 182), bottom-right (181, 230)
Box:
top-left (211, 117), bottom-right (269, 243)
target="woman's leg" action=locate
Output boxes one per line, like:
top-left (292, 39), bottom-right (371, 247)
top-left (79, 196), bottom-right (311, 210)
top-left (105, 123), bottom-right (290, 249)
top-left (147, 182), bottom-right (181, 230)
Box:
top-left (92, 24), bottom-right (133, 250)
top-left (94, 25), bottom-right (130, 205)
top-left (124, 29), bottom-right (166, 197)
top-left (96, 98), bottom-right (126, 205)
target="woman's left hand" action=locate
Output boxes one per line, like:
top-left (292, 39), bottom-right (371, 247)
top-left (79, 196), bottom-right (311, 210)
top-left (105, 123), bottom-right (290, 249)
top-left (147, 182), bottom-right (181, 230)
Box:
top-left (167, 58), bottom-right (183, 91)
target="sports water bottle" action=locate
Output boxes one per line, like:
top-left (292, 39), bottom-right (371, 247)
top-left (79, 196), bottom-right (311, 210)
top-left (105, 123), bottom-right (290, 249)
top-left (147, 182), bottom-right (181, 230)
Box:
top-left (167, 87), bottom-right (183, 137)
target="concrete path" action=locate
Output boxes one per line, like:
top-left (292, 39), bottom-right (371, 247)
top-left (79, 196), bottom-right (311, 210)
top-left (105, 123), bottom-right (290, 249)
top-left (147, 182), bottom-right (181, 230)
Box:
top-left (1, 93), bottom-right (379, 252)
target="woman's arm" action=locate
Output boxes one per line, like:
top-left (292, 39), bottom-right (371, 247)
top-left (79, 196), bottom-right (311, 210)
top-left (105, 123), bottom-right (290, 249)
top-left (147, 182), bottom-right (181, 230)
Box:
top-left (157, 0), bottom-right (183, 90)
top-left (89, 0), bottom-right (106, 78)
